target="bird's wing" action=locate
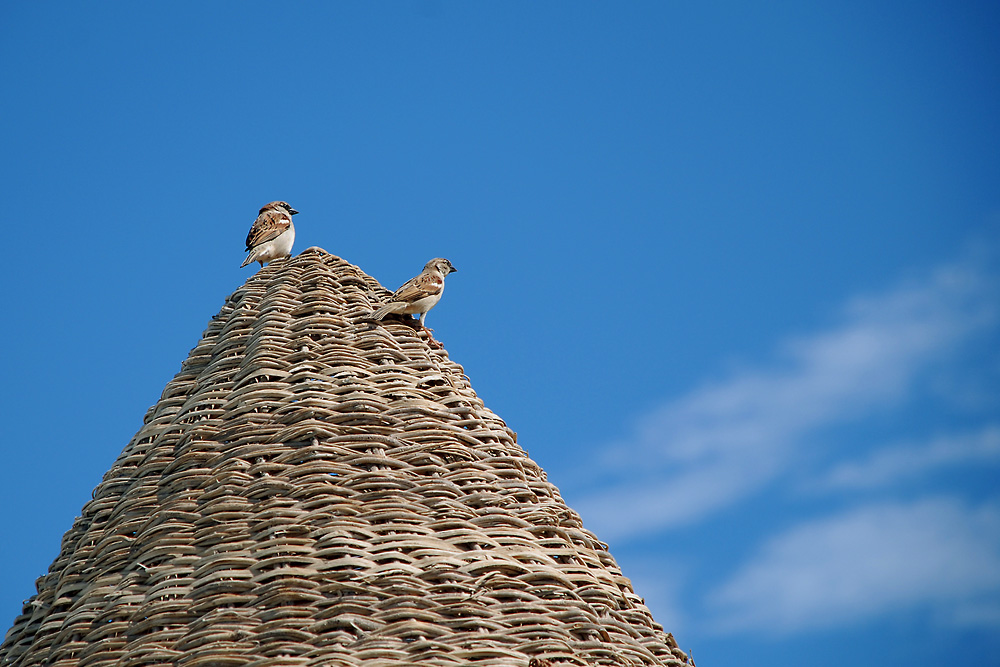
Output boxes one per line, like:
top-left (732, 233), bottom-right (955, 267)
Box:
top-left (245, 209), bottom-right (291, 250)
top-left (391, 271), bottom-right (444, 303)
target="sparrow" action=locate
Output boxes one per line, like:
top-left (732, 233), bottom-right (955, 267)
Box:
top-left (240, 201), bottom-right (299, 268)
top-left (371, 258), bottom-right (457, 330)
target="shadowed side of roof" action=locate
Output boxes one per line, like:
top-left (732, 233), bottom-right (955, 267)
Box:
top-left (1, 248), bottom-right (688, 667)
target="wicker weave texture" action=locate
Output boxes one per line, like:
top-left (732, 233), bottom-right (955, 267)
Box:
top-left (1, 249), bottom-right (687, 667)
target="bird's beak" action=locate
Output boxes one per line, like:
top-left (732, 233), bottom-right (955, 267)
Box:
top-left (289, 209), bottom-right (300, 215)
top-left (449, 266), bottom-right (457, 273)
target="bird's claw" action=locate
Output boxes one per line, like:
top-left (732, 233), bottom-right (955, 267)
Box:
top-left (422, 328), bottom-right (444, 349)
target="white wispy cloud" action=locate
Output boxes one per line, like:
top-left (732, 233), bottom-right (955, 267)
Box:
top-left (821, 426), bottom-right (1000, 490)
top-left (706, 497), bottom-right (1000, 634)
top-left (569, 257), bottom-right (998, 541)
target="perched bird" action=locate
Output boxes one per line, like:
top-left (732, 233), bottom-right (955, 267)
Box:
top-left (240, 201), bottom-right (299, 268)
top-left (371, 258), bottom-right (457, 331)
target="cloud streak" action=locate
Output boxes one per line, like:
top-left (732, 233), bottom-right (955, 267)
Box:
top-left (821, 426), bottom-right (1000, 490)
top-left (706, 498), bottom-right (1000, 634)
top-left (569, 257), bottom-right (998, 540)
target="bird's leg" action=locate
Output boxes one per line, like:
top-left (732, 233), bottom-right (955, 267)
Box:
top-left (417, 314), bottom-right (443, 348)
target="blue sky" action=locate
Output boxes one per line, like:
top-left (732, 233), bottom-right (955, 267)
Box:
top-left (2, 2), bottom-right (999, 665)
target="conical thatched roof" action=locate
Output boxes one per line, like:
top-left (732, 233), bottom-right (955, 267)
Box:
top-left (2, 248), bottom-right (688, 667)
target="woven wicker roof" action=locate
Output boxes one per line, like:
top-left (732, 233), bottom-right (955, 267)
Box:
top-left (1, 248), bottom-right (688, 667)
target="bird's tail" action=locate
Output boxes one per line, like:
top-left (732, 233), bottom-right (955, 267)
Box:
top-left (240, 252), bottom-right (255, 268)
top-left (370, 303), bottom-right (404, 321)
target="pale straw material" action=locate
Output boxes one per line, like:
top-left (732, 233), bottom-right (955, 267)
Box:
top-left (1, 248), bottom-right (689, 667)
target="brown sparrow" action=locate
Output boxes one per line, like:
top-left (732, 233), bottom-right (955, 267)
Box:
top-left (240, 201), bottom-right (298, 268)
top-left (371, 257), bottom-right (457, 329)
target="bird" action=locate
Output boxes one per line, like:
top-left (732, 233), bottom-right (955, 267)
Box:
top-left (240, 201), bottom-right (299, 268)
top-left (371, 258), bottom-right (457, 332)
